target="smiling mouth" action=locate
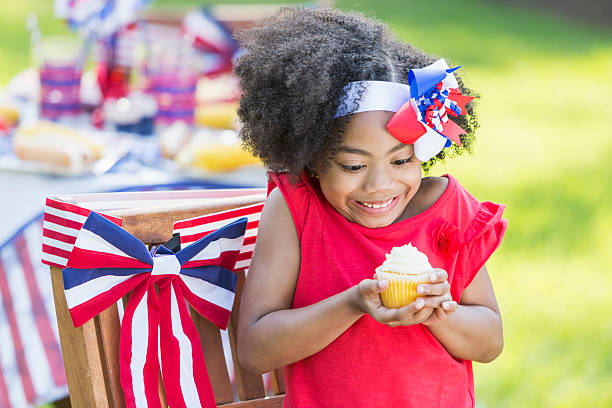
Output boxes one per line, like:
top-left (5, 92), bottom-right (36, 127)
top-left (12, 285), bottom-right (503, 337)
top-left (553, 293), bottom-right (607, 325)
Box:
top-left (356, 197), bottom-right (396, 209)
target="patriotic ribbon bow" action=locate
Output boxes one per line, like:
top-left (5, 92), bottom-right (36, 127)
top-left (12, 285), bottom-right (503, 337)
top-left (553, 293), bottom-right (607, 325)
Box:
top-left (63, 211), bottom-right (248, 408)
top-left (386, 60), bottom-right (475, 161)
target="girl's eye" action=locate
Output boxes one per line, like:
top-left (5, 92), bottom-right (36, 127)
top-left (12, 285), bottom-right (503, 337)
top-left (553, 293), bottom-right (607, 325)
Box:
top-left (339, 163), bottom-right (365, 173)
top-left (392, 158), bottom-right (413, 166)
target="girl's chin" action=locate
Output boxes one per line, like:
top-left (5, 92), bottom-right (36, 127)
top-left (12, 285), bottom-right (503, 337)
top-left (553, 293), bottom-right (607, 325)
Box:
top-left (351, 210), bottom-right (402, 228)
top-left (358, 219), bottom-right (394, 228)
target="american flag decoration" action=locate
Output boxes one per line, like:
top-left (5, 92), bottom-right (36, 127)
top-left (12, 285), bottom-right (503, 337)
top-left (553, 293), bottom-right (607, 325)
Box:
top-left (0, 216), bottom-right (68, 407)
top-left (64, 211), bottom-right (248, 408)
top-left (174, 202), bottom-right (264, 274)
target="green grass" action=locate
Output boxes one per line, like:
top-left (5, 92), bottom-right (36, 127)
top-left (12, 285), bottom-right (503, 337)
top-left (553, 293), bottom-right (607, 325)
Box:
top-left (475, 254), bottom-right (612, 407)
top-left (4, 1), bottom-right (611, 407)
top-left (0, 2), bottom-right (72, 85)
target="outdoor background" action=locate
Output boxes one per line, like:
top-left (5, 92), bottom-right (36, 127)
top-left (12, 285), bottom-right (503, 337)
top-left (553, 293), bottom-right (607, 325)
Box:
top-left (2, 0), bottom-right (611, 407)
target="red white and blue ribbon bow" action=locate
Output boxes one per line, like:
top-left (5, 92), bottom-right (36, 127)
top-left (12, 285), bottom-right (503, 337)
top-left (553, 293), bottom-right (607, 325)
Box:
top-left (386, 60), bottom-right (475, 159)
top-left (63, 211), bottom-right (247, 408)
top-left (335, 59), bottom-right (475, 162)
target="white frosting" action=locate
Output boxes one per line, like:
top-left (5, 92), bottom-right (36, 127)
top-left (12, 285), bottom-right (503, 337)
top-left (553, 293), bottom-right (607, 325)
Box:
top-left (376, 243), bottom-right (431, 275)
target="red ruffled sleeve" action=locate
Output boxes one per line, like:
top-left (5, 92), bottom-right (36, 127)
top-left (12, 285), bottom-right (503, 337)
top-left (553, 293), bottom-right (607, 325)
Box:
top-left (267, 172), bottom-right (313, 239)
top-left (459, 200), bottom-right (507, 289)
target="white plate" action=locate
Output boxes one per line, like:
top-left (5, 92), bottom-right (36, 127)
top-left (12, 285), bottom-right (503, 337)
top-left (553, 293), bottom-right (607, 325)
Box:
top-left (0, 133), bottom-right (132, 177)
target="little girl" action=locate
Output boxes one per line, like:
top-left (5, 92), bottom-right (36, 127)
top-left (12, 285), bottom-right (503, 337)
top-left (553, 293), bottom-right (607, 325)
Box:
top-left (234, 7), bottom-right (506, 407)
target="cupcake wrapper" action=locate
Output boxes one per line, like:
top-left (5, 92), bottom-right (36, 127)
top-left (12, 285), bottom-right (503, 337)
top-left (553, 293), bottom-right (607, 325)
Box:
top-left (376, 270), bottom-right (431, 308)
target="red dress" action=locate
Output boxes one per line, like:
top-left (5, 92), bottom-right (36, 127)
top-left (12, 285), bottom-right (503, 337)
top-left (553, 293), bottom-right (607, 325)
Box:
top-left (269, 172), bottom-right (507, 408)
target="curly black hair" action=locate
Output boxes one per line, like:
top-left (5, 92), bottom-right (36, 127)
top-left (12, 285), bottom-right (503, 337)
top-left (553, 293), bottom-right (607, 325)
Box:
top-left (234, 7), bottom-right (479, 176)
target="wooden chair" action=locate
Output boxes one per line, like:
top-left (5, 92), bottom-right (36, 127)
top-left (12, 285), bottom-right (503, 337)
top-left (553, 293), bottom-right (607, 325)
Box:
top-left (47, 189), bottom-right (285, 407)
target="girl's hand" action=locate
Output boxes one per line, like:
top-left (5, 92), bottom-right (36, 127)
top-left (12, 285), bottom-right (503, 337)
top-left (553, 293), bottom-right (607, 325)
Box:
top-left (353, 268), bottom-right (453, 327)
top-left (421, 299), bottom-right (458, 326)
top-left (353, 279), bottom-right (433, 326)
top-left (417, 268), bottom-right (458, 326)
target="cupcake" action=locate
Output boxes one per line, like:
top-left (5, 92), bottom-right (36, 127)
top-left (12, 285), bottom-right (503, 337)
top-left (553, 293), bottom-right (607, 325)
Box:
top-left (374, 243), bottom-right (433, 308)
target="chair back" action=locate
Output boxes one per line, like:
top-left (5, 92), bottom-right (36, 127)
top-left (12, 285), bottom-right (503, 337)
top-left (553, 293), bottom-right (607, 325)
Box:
top-left (47, 189), bottom-right (285, 407)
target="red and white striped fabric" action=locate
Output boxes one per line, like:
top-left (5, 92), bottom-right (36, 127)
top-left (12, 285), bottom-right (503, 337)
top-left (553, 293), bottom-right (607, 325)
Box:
top-left (0, 217), bottom-right (68, 407)
top-left (173, 202), bottom-right (264, 274)
top-left (41, 188), bottom-right (266, 270)
top-left (42, 198), bottom-right (122, 269)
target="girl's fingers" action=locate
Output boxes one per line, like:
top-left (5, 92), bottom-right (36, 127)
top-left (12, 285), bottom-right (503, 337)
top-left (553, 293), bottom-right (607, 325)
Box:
top-left (417, 281), bottom-right (450, 296)
top-left (358, 278), bottom-right (388, 296)
top-left (428, 268), bottom-right (448, 284)
top-left (373, 308), bottom-right (402, 323)
top-left (441, 300), bottom-right (458, 312)
top-left (417, 294), bottom-right (452, 309)
top-left (432, 307), bottom-right (445, 321)
top-left (414, 305), bottom-right (434, 321)
top-left (374, 301), bottom-right (431, 323)
top-left (434, 301), bottom-right (457, 320)
top-left (379, 299), bottom-right (458, 327)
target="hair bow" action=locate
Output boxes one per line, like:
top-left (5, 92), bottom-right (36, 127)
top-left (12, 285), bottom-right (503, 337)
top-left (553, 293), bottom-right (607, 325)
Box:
top-left (335, 59), bottom-right (475, 162)
top-left (63, 211), bottom-right (247, 408)
top-left (386, 60), bottom-right (475, 160)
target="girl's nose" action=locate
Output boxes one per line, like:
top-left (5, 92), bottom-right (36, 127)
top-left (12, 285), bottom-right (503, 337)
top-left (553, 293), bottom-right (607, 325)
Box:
top-left (362, 165), bottom-right (394, 195)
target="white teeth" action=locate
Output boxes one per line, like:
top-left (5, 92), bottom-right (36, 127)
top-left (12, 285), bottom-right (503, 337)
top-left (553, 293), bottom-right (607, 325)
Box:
top-left (360, 197), bottom-right (394, 209)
